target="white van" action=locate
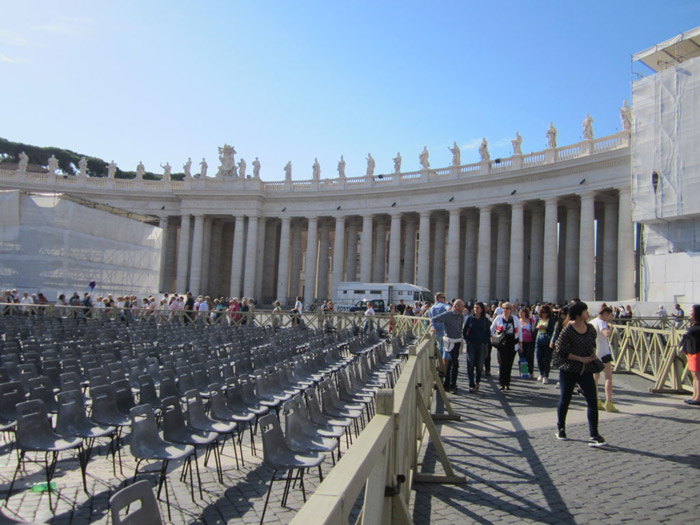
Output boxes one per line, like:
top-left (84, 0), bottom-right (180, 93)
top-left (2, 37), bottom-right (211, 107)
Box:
top-left (334, 282), bottom-right (433, 312)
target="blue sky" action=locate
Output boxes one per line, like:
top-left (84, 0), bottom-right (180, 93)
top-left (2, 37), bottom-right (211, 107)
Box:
top-left (1, 1), bottom-right (698, 179)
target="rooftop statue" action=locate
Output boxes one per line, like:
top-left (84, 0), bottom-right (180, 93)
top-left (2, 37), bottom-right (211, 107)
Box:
top-left (78, 157), bottom-right (88, 177)
top-left (252, 157), bottom-right (261, 178)
top-left (217, 144), bottom-right (237, 178)
top-left (161, 162), bottom-right (172, 181)
top-left (419, 146), bottom-right (430, 169)
top-left (18, 152), bottom-right (28, 173)
top-left (479, 138), bottom-right (490, 162)
top-left (47, 154), bottom-right (59, 174)
top-left (136, 161), bottom-right (145, 180)
top-left (366, 153), bottom-right (375, 177)
top-left (393, 152), bottom-right (402, 173)
top-left (620, 100), bottom-right (632, 131)
top-left (238, 158), bottom-right (247, 178)
top-left (337, 155), bottom-right (346, 178)
top-left (583, 114), bottom-right (594, 140)
top-left (546, 122), bottom-right (558, 148)
top-left (199, 158), bottom-right (208, 178)
top-left (183, 157), bottom-right (192, 178)
top-left (512, 131), bottom-right (523, 156)
top-left (448, 141), bottom-right (461, 166)
top-left (284, 161), bottom-right (292, 181)
top-left (312, 158), bottom-right (321, 180)
top-left (107, 160), bottom-right (117, 178)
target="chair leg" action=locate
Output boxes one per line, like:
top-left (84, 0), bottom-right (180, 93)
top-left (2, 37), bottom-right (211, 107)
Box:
top-left (281, 469), bottom-right (294, 507)
top-left (5, 450), bottom-right (25, 507)
top-left (259, 469), bottom-right (276, 525)
top-left (77, 445), bottom-right (89, 495)
top-left (156, 460), bottom-right (172, 522)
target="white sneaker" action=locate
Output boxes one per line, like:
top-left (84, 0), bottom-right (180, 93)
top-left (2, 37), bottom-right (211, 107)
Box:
top-left (537, 376), bottom-right (543, 382)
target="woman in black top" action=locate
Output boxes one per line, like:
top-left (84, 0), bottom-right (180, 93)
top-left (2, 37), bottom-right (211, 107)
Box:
top-left (463, 302), bottom-right (491, 392)
top-left (680, 304), bottom-right (700, 405)
top-left (553, 301), bottom-right (606, 446)
top-left (534, 304), bottom-right (557, 383)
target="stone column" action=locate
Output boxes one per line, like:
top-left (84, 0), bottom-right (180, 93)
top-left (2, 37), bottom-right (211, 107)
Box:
top-left (402, 219), bottom-right (416, 284)
top-left (445, 209), bottom-right (461, 298)
top-left (289, 221), bottom-right (302, 299)
top-left (346, 220), bottom-right (358, 282)
top-left (189, 215), bottom-right (205, 295)
top-left (417, 211), bottom-right (431, 289)
top-left (360, 215), bottom-right (373, 282)
top-left (617, 187), bottom-right (635, 299)
top-left (603, 200), bottom-right (619, 300)
top-left (476, 206), bottom-right (492, 300)
top-left (331, 216), bottom-right (346, 296)
top-left (262, 221), bottom-right (278, 301)
top-left (564, 203), bottom-right (580, 300)
top-left (595, 209), bottom-right (605, 299)
top-left (529, 207), bottom-right (544, 302)
top-left (387, 213), bottom-right (402, 283)
top-left (317, 222), bottom-right (330, 300)
top-left (229, 215), bottom-right (245, 298)
top-left (200, 218), bottom-right (212, 295)
top-left (578, 192), bottom-right (596, 301)
top-left (209, 220), bottom-right (224, 296)
top-left (254, 218), bottom-right (267, 300)
top-left (462, 213), bottom-right (478, 300)
top-left (509, 202), bottom-right (524, 302)
top-left (304, 217), bottom-right (318, 300)
top-left (543, 198), bottom-right (559, 302)
top-left (495, 209), bottom-right (510, 300)
top-left (176, 214), bottom-right (191, 292)
top-left (432, 215), bottom-right (446, 293)
top-left (242, 216), bottom-right (258, 299)
top-left (373, 218), bottom-right (387, 282)
top-left (158, 216), bottom-right (170, 293)
top-left (276, 217), bottom-right (291, 303)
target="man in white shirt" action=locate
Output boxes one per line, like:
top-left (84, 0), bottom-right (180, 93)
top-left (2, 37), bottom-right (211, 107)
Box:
top-left (294, 296), bottom-right (303, 314)
top-left (363, 302), bottom-right (375, 334)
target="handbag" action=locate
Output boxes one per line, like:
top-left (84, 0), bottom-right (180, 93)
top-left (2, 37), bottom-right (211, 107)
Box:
top-left (490, 331), bottom-right (505, 347)
top-left (590, 358), bottom-right (605, 373)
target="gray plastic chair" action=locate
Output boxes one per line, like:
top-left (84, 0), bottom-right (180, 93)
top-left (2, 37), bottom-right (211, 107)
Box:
top-left (224, 378), bottom-right (266, 456)
top-left (258, 413), bottom-right (325, 524)
top-left (90, 384), bottom-right (131, 475)
top-left (128, 404), bottom-right (195, 521)
top-left (6, 399), bottom-right (87, 512)
top-left (283, 396), bottom-right (338, 465)
top-left (109, 479), bottom-right (162, 525)
top-left (0, 381), bottom-right (25, 436)
top-left (27, 376), bottom-right (59, 414)
top-left (207, 384), bottom-right (245, 466)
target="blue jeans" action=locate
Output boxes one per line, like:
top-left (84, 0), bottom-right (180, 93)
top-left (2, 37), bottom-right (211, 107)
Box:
top-left (536, 333), bottom-right (553, 378)
top-left (557, 369), bottom-right (600, 438)
top-left (466, 342), bottom-right (487, 388)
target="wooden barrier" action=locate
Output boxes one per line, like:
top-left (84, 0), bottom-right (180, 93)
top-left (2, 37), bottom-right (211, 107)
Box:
top-left (291, 336), bottom-right (465, 525)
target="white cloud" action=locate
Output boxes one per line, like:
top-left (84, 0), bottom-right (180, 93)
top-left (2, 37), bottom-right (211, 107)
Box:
top-left (34, 16), bottom-right (94, 36)
top-left (460, 138), bottom-right (482, 151)
top-left (0, 30), bottom-right (29, 47)
top-left (0, 53), bottom-right (27, 64)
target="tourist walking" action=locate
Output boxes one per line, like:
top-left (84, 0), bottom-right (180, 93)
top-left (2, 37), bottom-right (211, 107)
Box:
top-left (430, 299), bottom-right (467, 392)
top-left (428, 292), bottom-right (450, 375)
top-left (490, 302), bottom-right (522, 391)
top-left (463, 301), bottom-right (491, 392)
top-left (519, 307), bottom-right (536, 377)
top-left (535, 304), bottom-right (556, 383)
top-left (553, 301), bottom-right (607, 446)
top-left (591, 305), bottom-right (619, 412)
top-left (680, 304), bottom-right (700, 406)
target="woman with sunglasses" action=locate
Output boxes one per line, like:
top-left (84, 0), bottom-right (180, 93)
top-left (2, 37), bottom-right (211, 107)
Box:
top-left (490, 302), bottom-right (522, 391)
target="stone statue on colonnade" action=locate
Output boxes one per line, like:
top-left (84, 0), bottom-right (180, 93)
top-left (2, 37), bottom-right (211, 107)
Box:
top-left (449, 142), bottom-right (461, 166)
top-left (620, 100), bottom-right (632, 131)
top-left (107, 161), bottom-right (117, 178)
top-left (78, 157), bottom-right (88, 177)
top-left (238, 158), bottom-right (247, 178)
top-left (217, 144), bottom-right (237, 178)
top-left (47, 155), bottom-right (59, 174)
top-left (547, 122), bottom-right (558, 148)
top-left (583, 114), bottom-right (594, 140)
top-left (136, 161), bottom-right (145, 180)
top-left (393, 152), bottom-right (401, 173)
top-left (366, 153), bottom-right (375, 176)
top-left (252, 157), bottom-right (261, 178)
top-left (337, 155), bottom-right (346, 178)
top-left (199, 158), bottom-right (208, 178)
top-left (419, 146), bottom-right (430, 169)
top-left (17, 152), bottom-right (28, 173)
top-left (284, 161), bottom-right (292, 181)
top-left (479, 138), bottom-right (490, 162)
top-left (312, 158), bottom-right (321, 180)
top-left (160, 162), bottom-right (172, 181)
top-left (183, 157), bottom-right (192, 178)
top-left (512, 132), bottom-right (523, 156)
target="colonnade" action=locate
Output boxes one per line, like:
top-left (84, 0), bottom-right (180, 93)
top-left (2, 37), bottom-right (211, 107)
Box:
top-left (160, 187), bottom-right (635, 304)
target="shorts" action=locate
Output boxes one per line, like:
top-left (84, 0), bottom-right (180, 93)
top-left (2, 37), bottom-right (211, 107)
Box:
top-left (601, 354), bottom-right (613, 364)
top-left (440, 348), bottom-right (451, 360)
top-left (687, 352), bottom-right (700, 373)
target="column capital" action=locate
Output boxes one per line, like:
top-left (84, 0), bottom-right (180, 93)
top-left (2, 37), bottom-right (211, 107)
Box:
top-left (510, 201), bottom-right (525, 211)
top-left (390, 211), bottom-right (402, 220)
top-left (579, 190), bottom-right (596, 201)
top-left (479, 204), bottom-right (492, 214)
top-left (419, 210), bottom-right (432, 218)
top-left (448, 208), bottom-right (461, 216)
top-left (544, 196), bottom-right (559, 206)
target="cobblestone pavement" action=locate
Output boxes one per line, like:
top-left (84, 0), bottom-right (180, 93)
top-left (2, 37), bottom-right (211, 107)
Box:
top-left (412, 363), bottom-right (700, 525)
top-left (1, 358), bottom-right (698, 524)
